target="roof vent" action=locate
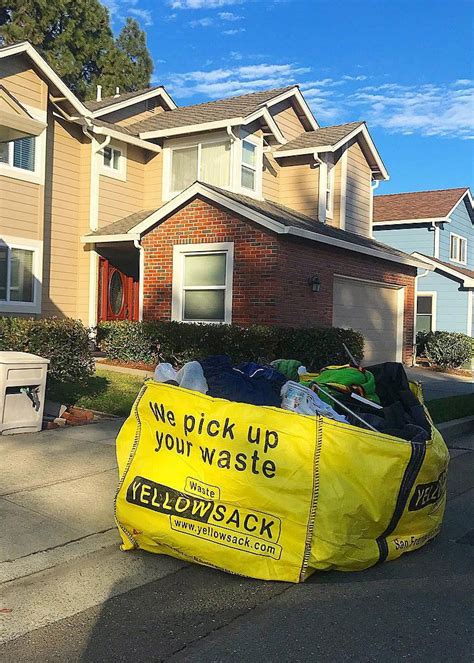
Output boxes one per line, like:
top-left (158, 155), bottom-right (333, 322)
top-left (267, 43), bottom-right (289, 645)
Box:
top-left (114, 87), bottom-right (120, 98)
top-left (96, 85), bottom-right (102, 102)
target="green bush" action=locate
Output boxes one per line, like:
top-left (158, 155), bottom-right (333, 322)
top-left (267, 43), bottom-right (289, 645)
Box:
top-left (416, 330), bottom-right (472, 369)
top-left (97, 320), bottom-right (364, 371)
top-left (0, 317), bottom-right (94, 383)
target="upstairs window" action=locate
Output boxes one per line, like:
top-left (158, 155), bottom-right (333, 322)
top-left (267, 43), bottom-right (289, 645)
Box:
top-left (450, 233), bottom-right (467, 264)
top-left (0, 136), bottom-right (36, 172)
top-left (325, 162), bottom-right (335, 218)
top-left (103, 146), bottom-right (122, 171)
top-left (241, 139), bottom-right (257, 191)
top-left (170, 140), bottom-right (231, 195)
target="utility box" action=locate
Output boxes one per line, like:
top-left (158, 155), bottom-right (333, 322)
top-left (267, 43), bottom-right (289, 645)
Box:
top-left (0, 352), bottom-right (50, 435)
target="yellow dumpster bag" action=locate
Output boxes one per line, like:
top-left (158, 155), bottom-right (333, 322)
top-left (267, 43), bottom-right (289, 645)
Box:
top-left (115, 381), bottom-right (449, 583)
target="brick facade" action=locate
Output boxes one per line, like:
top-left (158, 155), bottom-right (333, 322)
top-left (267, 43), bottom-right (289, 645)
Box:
top-left (141, 197), bottom-right (417, 363)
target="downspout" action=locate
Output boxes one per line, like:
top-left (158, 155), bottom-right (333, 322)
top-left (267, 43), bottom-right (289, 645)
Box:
top-left (133, 239), bottom-right (145, 322)
top-left (413, 266), bottom-right (431, 366)
top-left (369, 179), bottom-right (380, 238)
top-left (82, 120), bottom-right (111, 329)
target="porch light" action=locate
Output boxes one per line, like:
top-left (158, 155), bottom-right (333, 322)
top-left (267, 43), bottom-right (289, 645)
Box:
top-left (308, 275), bottom-right (321, 293)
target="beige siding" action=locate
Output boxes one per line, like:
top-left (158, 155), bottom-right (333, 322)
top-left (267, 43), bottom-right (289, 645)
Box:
top-left (98, 100), bottom-right (166, 127)
top-left (0, 176), bottom-right (42, 239)
top-left (42, 117), bottom-right (87, 317)
top-left (76, 140), bottom-right (93, 324)
top-left (262, 152), bottom-right (280, 203)
top-left (98, 144), bottom-right (145, 226)
top-left (143, 151), bottom-right (163, 209)
top-left (271, 100), bottom-right (306, 140)
top-left (345, 140), bottom-right (371, 237)
top-left (278, 156), bottom-right (319, 218)
top-left (0, 55), bottom-right (47, 110)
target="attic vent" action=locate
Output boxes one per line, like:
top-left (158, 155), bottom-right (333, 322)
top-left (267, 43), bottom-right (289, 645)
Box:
top-left (146, 98), bottom-right (158, 112)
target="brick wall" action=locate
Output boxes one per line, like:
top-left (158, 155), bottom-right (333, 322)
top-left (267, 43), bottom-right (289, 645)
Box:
top-left (141, 196), bottom-right (417, 363)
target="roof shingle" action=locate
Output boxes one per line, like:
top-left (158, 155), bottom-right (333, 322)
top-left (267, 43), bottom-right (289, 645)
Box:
top-left (84, 86), bottom-right (162, 111)
top-left (86, 182), bottom-right (417, 264)
top-left (275, 121), bottom-right (364, 153)
top-left (417, 254), bottom-right (474, 281)
top-left (128, 86), bottom-right (295, 134)
top-left (373, 188), bottom-right (470, 223)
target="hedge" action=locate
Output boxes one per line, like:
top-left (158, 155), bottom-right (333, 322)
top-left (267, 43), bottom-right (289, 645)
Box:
top-left (416, 330), bottom-right (472, 369)
top-left (97, 320), bottom-right (364, 371)
top-left (0, 317), bottom-right (94, 383)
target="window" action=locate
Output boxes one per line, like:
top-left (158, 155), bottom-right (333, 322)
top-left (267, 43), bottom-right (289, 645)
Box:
top-left (326, 162), bottom-right (335, 218)
top-left (103, 146), bottom-right (121, 171)
top-left (172, 243), bottom-right (234, 323)
top-left (0, 245), bottom-right (35, 304)
top-left (241, 139), bottom-right (257, 191)
top-left (170, 140), bottom-right (231, 195)
top-left (450, 233), bottom-right (467, 264)
top-left (416, 294), bottom-right (435, 333)
top-left (0, 136), bottom-right (36, 172)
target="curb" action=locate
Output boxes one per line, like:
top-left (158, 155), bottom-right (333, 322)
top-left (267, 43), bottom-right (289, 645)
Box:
top-left (437, 416), bottom-right (474, 443)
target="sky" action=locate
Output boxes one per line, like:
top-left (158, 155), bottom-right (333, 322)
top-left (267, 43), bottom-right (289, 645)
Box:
top-left (104, 0), bottom-right (473, 194)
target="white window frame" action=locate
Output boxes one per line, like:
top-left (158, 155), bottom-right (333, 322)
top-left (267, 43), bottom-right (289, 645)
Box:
top-left (240, 137), bottom-right (258, 194)
top-left (0, 235), bottom-right (43, 314)
top-left (449, 233), bottom-right (467, 265)
top-left (163, 133), bottom-right (233, 200)
top-left (325, 158), bottom-right (335, 219)
top-left (416, 291), bottom-right (437, 333)
top-left (99, 141), bottom-right (127, 181)
top-left (0, 105), bottom-right (46, 185)
top-left (172, 242), bottom-right (234, 324)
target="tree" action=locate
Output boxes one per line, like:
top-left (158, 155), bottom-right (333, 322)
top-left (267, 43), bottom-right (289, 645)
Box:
top-left (0, 1), bottom-right (153, 100)
top-left (100, 18), bottom-right (153, 97)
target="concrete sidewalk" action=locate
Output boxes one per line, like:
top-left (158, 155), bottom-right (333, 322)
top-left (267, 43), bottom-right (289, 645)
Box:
top-left (406, 366), bottom-right (473, 400)
top-left (0, 419), bottom-right (123, 564)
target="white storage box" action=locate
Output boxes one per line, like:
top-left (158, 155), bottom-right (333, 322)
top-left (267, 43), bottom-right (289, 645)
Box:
top-left (0, 352), bottom-right (50, 434)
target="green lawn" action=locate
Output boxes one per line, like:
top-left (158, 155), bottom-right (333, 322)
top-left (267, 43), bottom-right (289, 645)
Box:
top-left (425, 394), bottom-right (474, 425)
top-left (47, 366), bottom-right (146, 417)
top-left (48, 366), bottom-right (473, 424)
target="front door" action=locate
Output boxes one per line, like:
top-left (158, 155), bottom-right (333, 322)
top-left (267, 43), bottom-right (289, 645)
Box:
top-left (98, 257), bottom-right (139, 321)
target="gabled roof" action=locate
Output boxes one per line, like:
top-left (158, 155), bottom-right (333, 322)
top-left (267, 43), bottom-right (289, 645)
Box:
top-left (274, 121), bottom-right (388, 180)
top-left (275, 121), bottom-right (363, 153)
top-left (84, 85), bottom-right (177, 116)
top-left (0, 84), bottom-right (47, 141)
top-left (374, 188), bottom-right (473, 224)
top-left (82, 181), bottom-right (427, 270)
top-left (412, 253), bottom-right (474, 287)
top-left (129, 86), bottom-right (293, 133)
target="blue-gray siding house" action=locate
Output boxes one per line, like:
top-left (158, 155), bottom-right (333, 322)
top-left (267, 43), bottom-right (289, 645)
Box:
top-left (373, 188), bottom-right (474, 337)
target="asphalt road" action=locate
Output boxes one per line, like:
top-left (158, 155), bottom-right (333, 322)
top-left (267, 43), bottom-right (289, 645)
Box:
top-left (1, 433), bottom-right (472, 663)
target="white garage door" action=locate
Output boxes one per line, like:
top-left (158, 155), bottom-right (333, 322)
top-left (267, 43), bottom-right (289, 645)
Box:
top-left (333, 276), bottom-right (404, 365)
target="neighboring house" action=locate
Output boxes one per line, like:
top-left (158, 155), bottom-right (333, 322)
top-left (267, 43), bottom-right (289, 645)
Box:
top-left (373, 188), bottom-right (474, 338)
top-left (0, 42), bottom-right (429, 365)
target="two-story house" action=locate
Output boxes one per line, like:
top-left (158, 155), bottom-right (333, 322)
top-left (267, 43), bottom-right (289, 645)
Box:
top-left (374, 188), bottom-right (474, 337)
top-left (0, 41), bottom-right (429, 365)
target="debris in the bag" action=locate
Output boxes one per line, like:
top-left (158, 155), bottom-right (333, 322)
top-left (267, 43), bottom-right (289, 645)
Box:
top-left (343, 342), bottom-right (360, 368)
top-left (201, 356), bottom-right (285, 407)
top-left (350, 393), bottom-right (383, 409)
top-left (175, 361), bottom-right (208, 393)
top-left (281, 381), bottom-right (347, 422)
top-left (311, 365), bottom-right (381, 404)
top-left (270, 359), bottom-right (305, 381)
top-left (311, 383), bottom-right (377, 431)
top-left (154, 363), bottom-right (178, 383)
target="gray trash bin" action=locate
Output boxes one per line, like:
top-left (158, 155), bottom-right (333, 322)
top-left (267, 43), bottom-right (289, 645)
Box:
top-left (0, 352), bottom-right (50, 434)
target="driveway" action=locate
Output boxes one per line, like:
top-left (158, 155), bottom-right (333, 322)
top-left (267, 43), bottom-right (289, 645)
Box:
top-left (406, 366), bottom-right (473, 400)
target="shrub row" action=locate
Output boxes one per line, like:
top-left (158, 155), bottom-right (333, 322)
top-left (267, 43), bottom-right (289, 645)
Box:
top-left (416, 331), bottom-right (472, 369)
top-left (0, 317), bottom-right (94, 383)
top-left (97, 320), bottom-right (365, 371)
